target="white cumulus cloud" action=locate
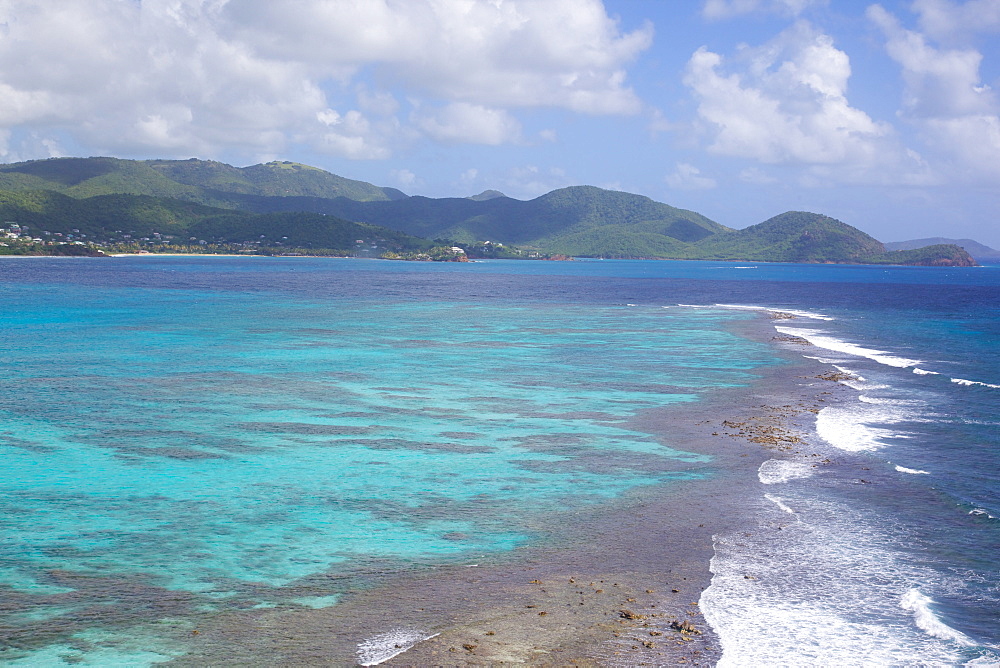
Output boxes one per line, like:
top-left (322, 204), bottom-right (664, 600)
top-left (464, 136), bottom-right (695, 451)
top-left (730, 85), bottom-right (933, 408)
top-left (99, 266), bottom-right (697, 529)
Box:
top-left (869, 5), bottom-right (996, 117)
top-left (680, 22), bottom-right (926, 184)
top-left (666, 163), bottom-right (717, 190)
top-left (739, 166), bottom-right (779, 184)
top-left (702, 0), bottom-right (826, 20)
top-left (869, 3), bottom-right (1000, 182)
top-left (223, 0), bottom-right (651, 115)
top-left (501, 165), bottom-right (573, 199)
top-left (413, 103), bottom-right (523, 145)
top-left (911, 0), bottom-right (1000, 42)
top-left (0, 0), bottom-right (650, 162)
top-left (390, 168), bottom-right (419, 189)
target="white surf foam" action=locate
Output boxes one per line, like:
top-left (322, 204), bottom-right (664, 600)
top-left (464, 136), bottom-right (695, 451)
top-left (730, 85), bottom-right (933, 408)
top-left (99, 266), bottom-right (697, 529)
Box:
top-left (701, 495), bottom-right (975, 667)
top-left (716, 303), bottom-right (835, 320)
top-left (969, 508), bottom-right (997, 520)
top-left (815, 404), bottom-right (905, 452)
top-left (913, 367), bottom-right (940, 376)
top-left (844, 379), bottom-right (889, 391)
top-left (900, 588), bottom-right (975, 646)
top-left (758, 459), bottom-right (815, 484)
top-left (831, 365), bottom-right (884, 391)
top-left (895, 465), bottom-right (930, 475)
top-left (764, 493), bottom-right (796, 514)
top-left (833, 365), bottom-right (862, 379)
top-left (774, 326), bottom-right (921, 368)
top-left (951, 377), bottom-right (1000, 389)
top-left (804, 354), bottom-right (850, 365)
top-left (357, 629), bottom-right (439, 666)
top-left (859, 395), bottom-right (923, 406)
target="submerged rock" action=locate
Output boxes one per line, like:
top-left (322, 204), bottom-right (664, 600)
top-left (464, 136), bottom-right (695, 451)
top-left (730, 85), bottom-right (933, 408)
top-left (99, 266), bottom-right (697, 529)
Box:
top-left (670, 619), bottom-right (702, 634)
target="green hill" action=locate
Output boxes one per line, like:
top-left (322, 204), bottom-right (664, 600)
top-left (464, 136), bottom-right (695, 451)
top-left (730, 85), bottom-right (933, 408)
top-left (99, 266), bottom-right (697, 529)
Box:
top-left (0, 157), bottom-right (403, 205)
top-left (686, 211), bottom-right (884, 262)
top-left (681, 211), bottom-right (974, 266)
top-left (149, 159), bottom-right (407, 201)
top-left (187, 211), bottom-right (431, 253)
top-left (0, 189), bottom-right (430, 255)
top-left (877, 244), bottom-right (980, 266)
top-left (278, 185), bottom-right (729, 254)
top-left (0, 157), bottom-right (977, 265)
top-left (0, 190), bottom-right (221, 238)
top-left (0, 158), bottom-right (727, 257)
top-left (885, 237), bottom-right (1000, 261)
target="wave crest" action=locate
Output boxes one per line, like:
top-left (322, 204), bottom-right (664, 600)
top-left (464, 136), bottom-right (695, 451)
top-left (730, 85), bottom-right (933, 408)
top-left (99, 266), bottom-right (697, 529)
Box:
top-left (774, 326), bottom-right (921, 368)
top-left (951, 377), bottom-right (1000, 389)
top-left (357, 629), bottom-right (439, 666)
top-left (900, 588), bottom-right (974, 646)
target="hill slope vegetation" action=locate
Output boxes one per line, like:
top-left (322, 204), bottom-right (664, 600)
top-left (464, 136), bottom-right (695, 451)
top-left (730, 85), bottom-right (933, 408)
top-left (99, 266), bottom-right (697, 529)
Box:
top-left (0, 157), bottom-right (977, 265)
top-left (297, 185), bottom-right (729, 253)
top-left (680, 212), bottom-right (975, 265)
top-left (885, 237), bottom-right (1000, 261)
top-left (0, 157), bottom-right (404, 204)
top-left (0, 189), bottom-right (431, 255)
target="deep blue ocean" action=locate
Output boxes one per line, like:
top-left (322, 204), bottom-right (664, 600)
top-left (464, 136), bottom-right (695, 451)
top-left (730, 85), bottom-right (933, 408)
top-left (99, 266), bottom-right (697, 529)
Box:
top-left (0, 256), bottom-right (997, 666)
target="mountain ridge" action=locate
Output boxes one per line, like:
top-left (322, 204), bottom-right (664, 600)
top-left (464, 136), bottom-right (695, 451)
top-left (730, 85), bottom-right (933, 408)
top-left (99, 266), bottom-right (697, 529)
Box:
top-left (0, 156), bottom-right (977, 266)
top-left (0, 157), bottom-right (405, 204)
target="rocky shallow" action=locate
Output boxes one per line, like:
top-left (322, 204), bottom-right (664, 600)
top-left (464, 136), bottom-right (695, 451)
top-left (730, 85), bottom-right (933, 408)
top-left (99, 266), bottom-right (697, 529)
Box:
top-left (167, 315), bottom-right (850, 667)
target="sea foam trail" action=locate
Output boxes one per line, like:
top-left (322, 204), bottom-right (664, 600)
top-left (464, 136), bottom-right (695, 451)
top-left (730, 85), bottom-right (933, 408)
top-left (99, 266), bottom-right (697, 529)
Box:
top-left (900, 589), bottom-right (975, 646)
top-left (774, 326), bottom-right (921, 368)
top-left (357, 630), bottom-right (439, 666)
top-left (895, 465), bottom-right (931, 475)
top-left (764, 493), bottom-right (795, 514)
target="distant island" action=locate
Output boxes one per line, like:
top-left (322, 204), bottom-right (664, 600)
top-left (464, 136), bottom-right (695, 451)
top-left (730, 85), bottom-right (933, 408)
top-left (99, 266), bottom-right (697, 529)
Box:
top-left (885, 237), bottom-right (999, 263)
top-left (0, 157), bottom-right (977, 266)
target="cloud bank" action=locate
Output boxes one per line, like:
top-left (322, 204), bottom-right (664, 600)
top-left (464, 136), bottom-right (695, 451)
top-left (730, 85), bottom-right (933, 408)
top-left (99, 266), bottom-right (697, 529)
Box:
top-left (681, 22), bottom-right (912, 181)
top-left (869, 2), bottom-right (1000, 182)
top-left (0, 0), bottom-right (651, 161)
top-left (686, 0), bottom-right (1000, 189)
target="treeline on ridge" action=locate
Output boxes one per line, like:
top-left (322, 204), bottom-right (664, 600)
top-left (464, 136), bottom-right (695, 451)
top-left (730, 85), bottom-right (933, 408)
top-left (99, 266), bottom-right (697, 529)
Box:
top-left (0, 156), bottom-right (978, 266)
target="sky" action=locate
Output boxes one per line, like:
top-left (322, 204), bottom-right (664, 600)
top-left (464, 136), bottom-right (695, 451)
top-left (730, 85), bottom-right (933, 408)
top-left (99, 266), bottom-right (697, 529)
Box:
top-left (1, 0), bottom-right (998, 246)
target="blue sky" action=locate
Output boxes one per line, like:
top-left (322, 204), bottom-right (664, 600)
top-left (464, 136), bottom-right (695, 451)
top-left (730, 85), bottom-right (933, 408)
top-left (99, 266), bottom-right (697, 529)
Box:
top-left (1, 0), bottom-right (998, 246)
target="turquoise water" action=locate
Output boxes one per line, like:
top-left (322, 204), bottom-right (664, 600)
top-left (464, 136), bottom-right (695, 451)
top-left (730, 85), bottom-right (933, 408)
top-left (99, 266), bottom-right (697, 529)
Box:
top-left (0, 267), bottom-right (777, 664)
top-left (5, 256), bottom-right (996, 666)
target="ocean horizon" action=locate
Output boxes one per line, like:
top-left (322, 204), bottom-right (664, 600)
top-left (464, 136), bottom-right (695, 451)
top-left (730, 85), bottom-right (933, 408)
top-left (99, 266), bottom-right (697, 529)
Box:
top-left (1, 255), bottom-right (997, 666)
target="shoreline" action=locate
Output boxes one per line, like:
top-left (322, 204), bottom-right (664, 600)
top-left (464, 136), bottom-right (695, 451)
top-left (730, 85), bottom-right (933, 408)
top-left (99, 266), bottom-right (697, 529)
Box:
top-left (109, 253), bottom-right (267, 258)
top-left (167, 310), bottom-right (849, 667)
top-left (7, 252), bottom-right (987, 267)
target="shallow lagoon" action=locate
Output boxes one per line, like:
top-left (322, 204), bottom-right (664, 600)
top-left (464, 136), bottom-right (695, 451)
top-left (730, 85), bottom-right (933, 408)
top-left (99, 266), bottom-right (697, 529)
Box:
top-left (1, 257), bottom-right (779, 664)
top-left (1, 256), bottom-right (997, 666)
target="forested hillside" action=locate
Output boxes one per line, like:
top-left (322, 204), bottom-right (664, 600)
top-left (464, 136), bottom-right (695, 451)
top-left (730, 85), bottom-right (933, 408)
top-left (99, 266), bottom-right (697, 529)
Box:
top-left (0, 157), bottom-right (977, 265)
